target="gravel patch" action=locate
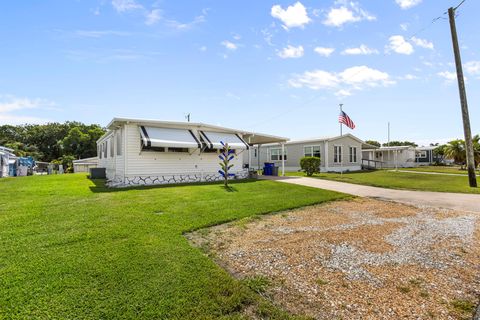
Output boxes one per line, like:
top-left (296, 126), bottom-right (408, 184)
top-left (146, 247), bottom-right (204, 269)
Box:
top-left (188, 198), bottom-right (480, 319)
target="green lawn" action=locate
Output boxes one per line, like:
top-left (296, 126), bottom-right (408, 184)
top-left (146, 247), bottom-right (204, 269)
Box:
top-left (0, 174), bottom-right (347, 319)
top-left (395, 166), bottom-right (479, 175)
top-left (287, 170), bottom-right (480, 194)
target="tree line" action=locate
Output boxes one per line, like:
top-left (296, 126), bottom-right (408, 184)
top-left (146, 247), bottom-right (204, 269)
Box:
top-left (0, 122), bottom-right (105, 171)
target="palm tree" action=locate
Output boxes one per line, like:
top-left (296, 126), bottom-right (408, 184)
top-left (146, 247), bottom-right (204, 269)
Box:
top-left (473, 134), bottom-right (480, 168)
top-left (444, 139), bottom-right (466, 169)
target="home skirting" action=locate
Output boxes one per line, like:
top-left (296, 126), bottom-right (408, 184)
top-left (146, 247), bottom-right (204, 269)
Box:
top-left (107, 170), bottom-right (249, 187)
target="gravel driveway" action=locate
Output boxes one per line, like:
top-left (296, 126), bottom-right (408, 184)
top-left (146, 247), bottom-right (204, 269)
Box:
top-left (188, 199), bottom-right (480, 319)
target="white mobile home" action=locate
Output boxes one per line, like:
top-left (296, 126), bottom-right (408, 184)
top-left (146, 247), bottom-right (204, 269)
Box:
top-left (73, 157), bottom-right (98, 173)
top-left (97, 118), bottom-right (287, 187)
top-left (247, 134), bottom-right (366, 173)
top-left (362, 146), bottom-right (416, 168)
top-left (0, 146), bottom-right (15, 178)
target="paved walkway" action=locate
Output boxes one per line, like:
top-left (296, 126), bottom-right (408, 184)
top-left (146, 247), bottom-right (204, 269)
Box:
top-left (261, 176), bottom-right (480, 213)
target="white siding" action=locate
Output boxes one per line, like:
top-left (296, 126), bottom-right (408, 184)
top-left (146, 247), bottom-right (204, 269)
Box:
top-left (249, 136), bottom-right (362, 172)
top-left (123, 124), bottom-right (244, 178)
top-left (97, 132), bottom-right (116, 180)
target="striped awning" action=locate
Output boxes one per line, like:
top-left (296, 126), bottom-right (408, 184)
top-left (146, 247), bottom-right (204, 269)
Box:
top-left (199, 131), bottom-right (249, 150)
top-left (139, 126), bottom-right (201, 149)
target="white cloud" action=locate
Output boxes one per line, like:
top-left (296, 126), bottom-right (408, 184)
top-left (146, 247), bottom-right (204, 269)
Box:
top-left (271, 2), bottom-right (311, 29)
top-left (0, 114), bottom-right (51, 125)
top-left (323, 1), bottom-right (375, 28)
top-left (401, 74), bottom-right (419, 80)
top-left (221, 40), bottom-right (238, 51)
top-left (111, 0), bottom-right (142, 13)
top-left (437, 71), bottom-right (457, 82)
top-left (342, 44), bottom-right (378, 55)
top-left (145, 9), bottom-right (162, 25)
top-left (199, 46), bottom-right (207, 52)
top-left (335, 89), bottom-right (352, 97)
top-left (74, 30), bottom-right (131, 38)
top-left (314, 47), bottom-right (335, 57)
top-left (164, 14), bottom-right (206, 30)
top-left (289, 70), bottom-right (340, 89)
top-left (0, 95), bottom-right (56, 125)
top-left (395, 0), bottom-right (422, 9)
top-left (386, 35), bottom-right (414, 55)
top-left (0, 95), bottom-right (55, 113)
top-left (411, 36), bottom-right (434, 50)
top-left (278, 45), bottom-right (304, 59)
top-left (339, 66), bottom-right (393, 87)
top-left (400, 23), bottom-right (409, 31)
top-left (289, 65), bottom-right (394, 94)
top-left (464, 61), bottom-right (480, 75)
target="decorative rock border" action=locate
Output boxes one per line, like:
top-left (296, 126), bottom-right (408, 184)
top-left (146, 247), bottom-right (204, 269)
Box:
top-left (107, 170), bottom-right (249, 188)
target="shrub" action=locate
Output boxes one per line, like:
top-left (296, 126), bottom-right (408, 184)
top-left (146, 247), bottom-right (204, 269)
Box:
top-left (300, 156), bottom-right (321, 176)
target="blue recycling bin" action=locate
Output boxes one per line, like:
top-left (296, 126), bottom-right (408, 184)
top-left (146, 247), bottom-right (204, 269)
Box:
top-left (263, 162), bottom-right (274, 175)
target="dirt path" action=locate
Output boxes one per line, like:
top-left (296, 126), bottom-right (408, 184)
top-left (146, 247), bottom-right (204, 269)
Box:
top-left (261, 176), bottom-right (480, 212)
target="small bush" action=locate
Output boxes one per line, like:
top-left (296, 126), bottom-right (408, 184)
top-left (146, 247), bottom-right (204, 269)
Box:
top-left (300, 156), bottom-right (321, 176)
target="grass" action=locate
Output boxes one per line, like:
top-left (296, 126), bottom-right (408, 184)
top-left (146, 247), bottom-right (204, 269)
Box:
top-left (450, 299), bottom-right (476, 313)
top-left (395, 166), bottom-right (479, 175)
top-left (287, 170), bottom-right (480, 194)
top-left (0, 174), bottom-right (347, 319)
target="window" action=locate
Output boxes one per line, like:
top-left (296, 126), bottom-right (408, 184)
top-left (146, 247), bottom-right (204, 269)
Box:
top-left (304, 146), bottom-right (321, 158)
top-left (116, 130), bottom-right (122, 156)
top-left (375, 152), bottom-right (381, 159)
top-left (334, 146), bottom-right (342, 163)
top-left (98, 145), bottom-right (102, 159)
top-left (110, 138), bottom-right (114, 157)
top-left (254, 148), bottom-right (257, 157)
top-left (416, 151), bottom-right (427, 158)
top-left (349, 146), bottom-right (357, 163)
top-left (104, 142), bottom-right (108, 158)
top-left (270, 148), bottom-right (287, 161)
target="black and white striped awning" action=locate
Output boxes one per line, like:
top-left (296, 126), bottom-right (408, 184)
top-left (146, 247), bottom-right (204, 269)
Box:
top-left (139, 126), bottom-right (201, 149)
top-left (199, 131), bottom-right (249, 150)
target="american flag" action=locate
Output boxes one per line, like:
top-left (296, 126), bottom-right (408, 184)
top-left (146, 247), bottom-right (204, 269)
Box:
top-left (339, 111), bottom-right (355, 129)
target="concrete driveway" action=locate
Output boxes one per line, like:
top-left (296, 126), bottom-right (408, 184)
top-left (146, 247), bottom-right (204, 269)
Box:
top-left (262, 176), bottom-right (480, 213)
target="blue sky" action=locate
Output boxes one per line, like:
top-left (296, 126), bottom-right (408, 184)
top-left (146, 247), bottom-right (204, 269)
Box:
top-left (0, 0), bottom-right (479, 145)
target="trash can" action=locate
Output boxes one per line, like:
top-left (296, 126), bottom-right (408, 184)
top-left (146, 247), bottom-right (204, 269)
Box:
top-left (263, 162), bottom-right (274, 175)
top-left (272, 166), bottom-right (279, 176)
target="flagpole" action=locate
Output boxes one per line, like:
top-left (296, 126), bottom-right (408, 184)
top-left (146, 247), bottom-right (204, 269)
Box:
top-left (339, 104), bottom-right (343, 175)
top-left (339, 104), bottom-right (343, 136)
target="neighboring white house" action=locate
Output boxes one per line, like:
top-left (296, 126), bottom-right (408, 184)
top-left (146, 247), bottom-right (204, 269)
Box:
top-left (246, 134), bottom-right (367, 172)
top-left (73, 157), bottom-right (98, 173)
top-left (362, 146), bottom-right (417, 168)
top-left (97, 118), bottom-right (287, 187)
top-left (0, 146), bottom-right (15, 178)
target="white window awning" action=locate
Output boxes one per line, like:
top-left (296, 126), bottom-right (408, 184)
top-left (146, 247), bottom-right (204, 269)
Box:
top-left (199, 131), bottom-right (249, 150)
top-left (139, 126), bottom-right (201, 149)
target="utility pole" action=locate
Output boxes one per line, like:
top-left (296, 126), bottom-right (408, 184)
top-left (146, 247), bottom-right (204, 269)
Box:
top-left (448, 6), bottom-right (477, 187)
top-left (185, 113), bottom-right (191, 122)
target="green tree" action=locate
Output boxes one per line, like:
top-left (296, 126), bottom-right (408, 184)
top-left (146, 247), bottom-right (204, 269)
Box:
top-left (60, 127), bottom-right (90, 159)
top-left (473, 134), bottom-right (480, 168)
top-left (365, 140), bottom-right (381, 147)
top-left (433, 144), bottom-right (447, 164)
top-left (382, 141), bottom-right (418, 147)
top-left (300, 156), bottom-right (321, 176)
top-left (444, 139), bottom-right (466, 168)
